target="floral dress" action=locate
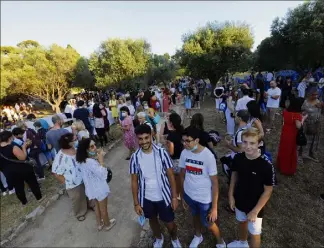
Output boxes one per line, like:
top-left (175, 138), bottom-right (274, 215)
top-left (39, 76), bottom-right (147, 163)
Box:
top-left (121, 116), bottom-right (137, 150)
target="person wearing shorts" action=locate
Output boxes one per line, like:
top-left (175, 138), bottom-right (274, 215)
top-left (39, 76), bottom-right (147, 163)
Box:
top-left (228, 128), bottom-right (276, 248)
top-left (179, 127), bottom-right (226, 248)
top-left (130, 124), bottom-right (181, 248)
top-left (265, 81), bottom-right (281, 131)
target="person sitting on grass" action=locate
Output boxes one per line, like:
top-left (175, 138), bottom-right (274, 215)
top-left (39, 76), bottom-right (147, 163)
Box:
top-left (227, 127), bottom-right (276, 248)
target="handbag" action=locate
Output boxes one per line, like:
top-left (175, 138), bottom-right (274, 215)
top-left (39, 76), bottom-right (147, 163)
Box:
top-left (0, 152), bottom-right (37, 167)
top-left (106, 167), bottom-right (112, 183)
top-left (296, 125), bottom-right (307, 146)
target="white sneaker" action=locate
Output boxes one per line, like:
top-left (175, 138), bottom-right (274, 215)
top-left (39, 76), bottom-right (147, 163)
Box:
top-left (37, 177), bottom-right (46, 181)
top-left (2, 192), bottom-right (8, 196)
top-left (216, 239), bottom-right (226, 248)
top-left (9, 189), bottom-right (15, 195)
top-left (189, 235), bottom-right (203, 248)
top-left (153, 234), bottom-right (164, 248)
top-left (227, 240), bottom-right (249, 248)
top-left (171, 238), bottom-right (182, 248)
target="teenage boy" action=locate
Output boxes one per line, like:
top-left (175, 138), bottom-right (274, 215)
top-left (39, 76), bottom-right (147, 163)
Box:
top-left (179, 127), bottom-right (226, 248)
top-left (227, 128), bottom-right (276, 248)
top-left (130, 124), bottom-right (182, 248)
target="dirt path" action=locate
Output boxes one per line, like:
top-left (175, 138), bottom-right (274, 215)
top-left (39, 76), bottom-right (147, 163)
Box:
top-left (8, 144), bottom-right (142, 248)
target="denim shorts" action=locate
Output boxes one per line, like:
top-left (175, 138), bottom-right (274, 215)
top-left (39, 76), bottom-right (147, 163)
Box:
top-left (183, 193), bottom-right (212, 227)
top-left (143, 198), bottom-right (174, 223)
top-left (172, 159), bottom-right (181, 174)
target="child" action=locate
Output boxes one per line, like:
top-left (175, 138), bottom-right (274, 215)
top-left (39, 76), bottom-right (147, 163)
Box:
top-left (227, 127), bottom-right (276, 248)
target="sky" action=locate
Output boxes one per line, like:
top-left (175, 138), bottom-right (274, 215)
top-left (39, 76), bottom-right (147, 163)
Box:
top-left (1, 1), bottom-right (303, 57)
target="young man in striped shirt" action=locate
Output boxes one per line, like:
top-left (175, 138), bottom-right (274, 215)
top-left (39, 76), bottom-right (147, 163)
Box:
top-left (130, 124), bottom-right (181, 248)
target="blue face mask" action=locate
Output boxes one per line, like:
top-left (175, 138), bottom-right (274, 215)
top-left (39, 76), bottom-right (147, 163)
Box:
top-left (74, 140), bottom-right (79, 149)
top-left (13, 138), bottom-right (24, 146)
top-left (189, 144), bottom-right (198, 152)
top-left (88, 151), bottom-right (96, 156)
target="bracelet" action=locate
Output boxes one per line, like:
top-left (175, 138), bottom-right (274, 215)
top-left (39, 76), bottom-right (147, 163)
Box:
top-left (134, 203), bottom-right (139, 207)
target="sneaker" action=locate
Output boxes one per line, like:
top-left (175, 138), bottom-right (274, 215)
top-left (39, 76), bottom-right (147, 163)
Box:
top-left (2, 192), bottom-right (8, 196)
top-left (227, 240), bottom-right (249, 248)
top-left (189, 235), bottom-right (203, 248)
top-left (9, 189), bottom-right (15, 195)
top-left (171, 238), bottom-right (182, 248)
top-left (153, 234), bottom-right (164, 248)
top-left (37, 177), bottom-right (46, 181)
top-left (216, 239), bottom-right (226, 248)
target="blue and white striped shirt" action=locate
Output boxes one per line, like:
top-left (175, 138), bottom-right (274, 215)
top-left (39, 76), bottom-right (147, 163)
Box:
top-left (129, 143), bottom-right (173, 207)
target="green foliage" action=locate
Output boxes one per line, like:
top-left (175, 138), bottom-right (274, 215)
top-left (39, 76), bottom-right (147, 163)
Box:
top-left (1, 41), bottom-right (81, 112)
top-left (146, 54), bottom-right (178, 84)
top-left (254, 0), bottom-right (324, 72)
top-left (176, 21), bottom-right (254, 84)
top-left (89, 38), bottom-right (151, 88)
top-left (72, 57), bottom-right (95, 89)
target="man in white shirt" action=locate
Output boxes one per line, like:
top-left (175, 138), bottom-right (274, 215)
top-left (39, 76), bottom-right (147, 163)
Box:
top-left (266, 71), bottom-right (273, 90)
top-left (130, 124), bottom-right (181, 248)
top-left (179, 127), bottom-right (226, 248)
top-left (265, 81), bottom-right (281, 130)
top-left (297, 79), bottom-right (307, 99)
top-left (235, 88), bottom-right (254, 111)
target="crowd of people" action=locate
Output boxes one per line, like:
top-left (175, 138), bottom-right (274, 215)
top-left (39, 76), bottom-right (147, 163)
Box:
top-left (0, 73), bottom-right (323, 248)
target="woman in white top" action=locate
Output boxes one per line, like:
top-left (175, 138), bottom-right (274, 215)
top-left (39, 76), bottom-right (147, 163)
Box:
top-left (52, 133), bottom-right (87, 221)
top-left (71, 120), bottom-right (90, 141)
top-left (76, 138), bottom-right (116, 232)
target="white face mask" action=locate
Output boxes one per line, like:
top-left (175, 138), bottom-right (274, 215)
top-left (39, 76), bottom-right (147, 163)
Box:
top-left (144, 106), bottom-right (149, 110)
top-left (121, 112), bottom-right (127, 117)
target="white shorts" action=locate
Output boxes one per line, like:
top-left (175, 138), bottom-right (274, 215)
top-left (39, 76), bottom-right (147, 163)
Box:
top-left (235, 208), bottom-right (263, 235)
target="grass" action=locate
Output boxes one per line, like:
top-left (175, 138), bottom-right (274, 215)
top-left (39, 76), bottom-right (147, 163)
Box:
top-left (138, 96), bottom-right (324, 248)
top-left (0, 124), bottom-right (123, 241)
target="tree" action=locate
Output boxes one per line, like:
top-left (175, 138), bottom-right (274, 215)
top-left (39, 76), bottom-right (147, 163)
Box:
top-left (89, 38), bottom-right (151, 89)
top-left (1, 41), bottom-right (80, 113)
top-left (254, 0), bottom-right (324, 72)
top-left (176, 21), bottom-right (254, 84)
top-left (72, 57), bottom-right (95, 89)
top-left (146, 54), bottom-right (178, 84)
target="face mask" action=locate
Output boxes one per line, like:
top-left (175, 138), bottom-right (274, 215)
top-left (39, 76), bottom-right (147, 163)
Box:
top-left (13, 138), bottom-right (24, 146)
top-left (144, 106), bottom-right (149, 110)
top-left (88, 151), bottom-right (96, 156)
top-left (188, 142), bottom-right (198, 152)
top-left (121, 112), bottom-right (127, 117)
top-left (126, 101), bottom-right (131, 105)
top-left (99, 105), bottom-right (104, 109)
top-left (74, 140), bottom-right (79, 149)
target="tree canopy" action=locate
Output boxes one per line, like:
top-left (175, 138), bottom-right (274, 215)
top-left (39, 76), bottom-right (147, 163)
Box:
top-left (1, 41), bottom-right (82, 112)
top-left (254, 0), bottom-right (324, 73)
top-left (175, 21), bottom-right (254, 84)
top-left (146, 53), bottom-right (179, 85)
top-left (88, 38), bottom-right (151, 89)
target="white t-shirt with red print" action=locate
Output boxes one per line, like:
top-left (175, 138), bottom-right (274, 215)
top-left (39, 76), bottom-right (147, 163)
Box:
top-left (179, 148), bottom-right (217, 204)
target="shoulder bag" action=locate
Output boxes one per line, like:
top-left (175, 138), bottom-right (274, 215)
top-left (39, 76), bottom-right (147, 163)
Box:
top-left (0, 152), bottom-right (36, 167)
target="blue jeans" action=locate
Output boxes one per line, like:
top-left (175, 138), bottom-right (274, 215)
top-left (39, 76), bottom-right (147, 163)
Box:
top-left (183, 193), bottom-right (212, 227)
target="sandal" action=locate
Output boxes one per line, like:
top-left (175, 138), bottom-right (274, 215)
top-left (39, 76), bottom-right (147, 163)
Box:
top-left (104, 218), bottom-right (116, 231)
top-left (77, 216), bottom-right (86, 222)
